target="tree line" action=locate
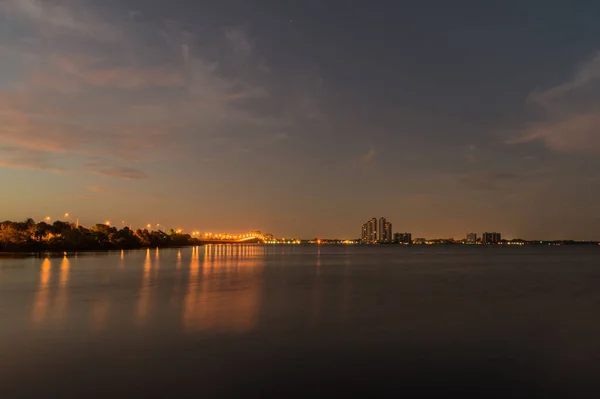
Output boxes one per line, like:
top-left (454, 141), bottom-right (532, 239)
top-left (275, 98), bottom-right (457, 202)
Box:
top-left (0, 219), bottom-right (201, 252)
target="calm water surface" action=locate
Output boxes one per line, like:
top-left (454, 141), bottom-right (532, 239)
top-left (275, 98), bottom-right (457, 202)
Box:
top-left (1, 245), bottom-right (599, 397)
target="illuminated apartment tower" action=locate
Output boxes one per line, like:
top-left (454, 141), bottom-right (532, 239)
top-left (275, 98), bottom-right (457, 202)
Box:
top-left (369, 218), bottom-right (378, 242)
top-left (384, 221), bottom-right (393, 243)
top-left (378, 217), bottom-right (386, 242)
top-left (394, 232), bottom-right (412, 244)
top-left (377, 217), bottom-right (393, 243)
top-left (361, 218), bottom-right (379, 242)
top-left (362, 218), bottom-right (393, 243)
top-left (482, 232), bottom-right (501, 244)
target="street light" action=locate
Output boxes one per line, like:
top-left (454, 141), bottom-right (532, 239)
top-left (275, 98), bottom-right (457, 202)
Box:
top-left (45, 216), bottom-right (51, 223)
top-left (105, 220), bottom-right (111, 226)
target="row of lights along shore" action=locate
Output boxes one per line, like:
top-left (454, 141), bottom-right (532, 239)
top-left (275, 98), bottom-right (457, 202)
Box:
top-left (33, 214), bottom-right (555, 245)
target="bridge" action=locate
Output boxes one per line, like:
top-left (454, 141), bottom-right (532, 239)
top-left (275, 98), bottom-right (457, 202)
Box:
top-left (192, 232), bottom-right (266, 244)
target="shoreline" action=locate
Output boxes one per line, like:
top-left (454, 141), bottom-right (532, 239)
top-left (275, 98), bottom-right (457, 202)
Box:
top-left (1, 241), bottom-right (598, 258)
top-left (0, 244), bottom-right (203, 258)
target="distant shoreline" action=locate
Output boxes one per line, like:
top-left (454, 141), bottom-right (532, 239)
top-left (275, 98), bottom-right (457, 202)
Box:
top-left (0, 219), bottom-right (204, 254)
top-left (2, 241), bottom-right (599, 258)
top-left (2, 219), bottom-right (599, 255)
top-left (0, 244), bottom-right (202, 257)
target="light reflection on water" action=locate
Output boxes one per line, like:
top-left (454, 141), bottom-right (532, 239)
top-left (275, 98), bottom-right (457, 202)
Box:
top-left (183, 245), bottom-right (264, 334)
top-left (2, 245), bottom-right (600, 397)
top-left (136, 248), bottom-right (153, 324)
top-left (30, 258), bottom-right (51, 326)
top-left (24, 245), bottom-right (266, 334)
top-left (54, 256), bottom-right (70, 322)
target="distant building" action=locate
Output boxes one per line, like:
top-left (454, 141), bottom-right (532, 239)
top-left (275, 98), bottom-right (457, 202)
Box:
top-left (413, 237), bottom-right (426, 244)
top-left (370, 218), bottom-right (378, 242)
top-left (361, 218), bottom-right (378, 243)
top-left (483, 232), bottom-right (501, 244)
top-left (362, 217), bottom-right (393, 243)
top-left (394, 232), bottom-right (412, 244)
top-left (378, 217), bottom-right (393, 243)
top-left (466, 233), bottom-right (477, 244)
top-left (384, 222), bottom-right (393, 243)
top-left (378, 217), bottom-right (386, 242)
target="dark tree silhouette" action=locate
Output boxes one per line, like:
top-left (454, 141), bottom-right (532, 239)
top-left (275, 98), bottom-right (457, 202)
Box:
top-left (0, 219), bottom-right (201, 252)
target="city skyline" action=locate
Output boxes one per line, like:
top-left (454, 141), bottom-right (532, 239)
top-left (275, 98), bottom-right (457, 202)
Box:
top-left (0, 212), bottom-right (594, 242)
top-left (1, 216), bottom-right (598, 248)
top-left (2, 1), bottom-right (600, 240)
top-left (0, 214), bottom-right (572, 243)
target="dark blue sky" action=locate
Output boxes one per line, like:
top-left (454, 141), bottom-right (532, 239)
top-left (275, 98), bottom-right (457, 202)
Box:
top-left (2, 0), bottom-right (600, 239)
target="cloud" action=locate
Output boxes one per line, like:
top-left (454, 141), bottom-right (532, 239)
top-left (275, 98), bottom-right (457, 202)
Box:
top-left (181, 44), bottom-right (190, 66)
top-left (459, 172), bottom-right (520, 190)
top-left (87, 185), bottom-right (105, 194)
top-left (51, 57), bottom-right (184, 90)
top-left (0, 1), bottom-right (323, 177)
top-left (66, 184), bottom-right (160, 201)
top-left (128, 10), bottom-right (143, 21)
top-left (21, 55), bottom-right (184, 93)
top-left (0, 148), bottom-right (63, 172)
top-left (225, 87), bottom-right (269, 102)
top-left (510, 52), bottom-right (600, 153)
top-left (464, 144), bottom-right (478, 163)
top-left (509, 113), bottom-right (600, 153)
top-left (272, 132), bottom-right (290, 142)
top-left (88, 165), bottom-right (148, 180)
top-left (1, 0), bottom-right (121, 40)
top-left (225, 28), bottom-right (254, 54)
top-left (362, 146), bottom-right (376, 165)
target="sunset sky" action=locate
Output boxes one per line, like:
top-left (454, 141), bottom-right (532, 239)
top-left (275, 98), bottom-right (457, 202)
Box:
top-left (2, 0), bottom-right (600, 239)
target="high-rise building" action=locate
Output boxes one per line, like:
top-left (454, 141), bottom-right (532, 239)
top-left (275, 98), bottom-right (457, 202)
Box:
top-left (384, 222), bottom-right (393, 243)
top-left (363, 221), bottom-right (370, 242)
top-left (361, 217), bottom-right (394, 243)
top-left (371, 218), bottom-right (378, 241)
top-left (378, 217), bottom-right (386, 242)
top-left (466, 233), bottom-right (477, 244)
top-left (394, 232), bottom-right (412, 244)
top-left (483, 232), bottom-right (501, 244)
top-left (361, 218), bottom-right (377, 243)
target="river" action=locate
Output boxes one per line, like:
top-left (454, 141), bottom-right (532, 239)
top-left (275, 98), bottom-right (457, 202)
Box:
top-left (1, 245), bottom-right (599, 397)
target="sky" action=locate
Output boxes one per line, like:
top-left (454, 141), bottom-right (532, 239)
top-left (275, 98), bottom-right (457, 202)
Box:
top-left (1, 0), bottom-right (600, 240)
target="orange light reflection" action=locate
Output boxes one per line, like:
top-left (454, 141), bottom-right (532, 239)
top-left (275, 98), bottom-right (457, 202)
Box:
top-left (183, 245), bottom-right (263, 334)
top-left (53, 255), bottom-right (70, 322)
top-left (31, 258), bottom-right (52, 326)
top-left (136, 249), bottom-right (152, 324)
